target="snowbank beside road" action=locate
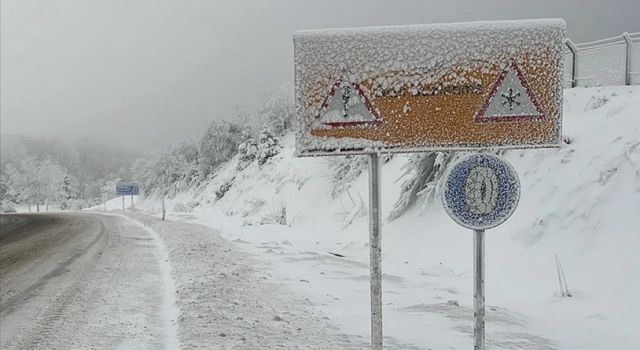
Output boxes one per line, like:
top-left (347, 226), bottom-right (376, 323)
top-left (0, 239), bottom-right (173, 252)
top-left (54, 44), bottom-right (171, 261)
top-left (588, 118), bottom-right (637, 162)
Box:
top-left (136, 86), bottom-right (640, 349)
top-left (124, 212), bottom-right (372, 349)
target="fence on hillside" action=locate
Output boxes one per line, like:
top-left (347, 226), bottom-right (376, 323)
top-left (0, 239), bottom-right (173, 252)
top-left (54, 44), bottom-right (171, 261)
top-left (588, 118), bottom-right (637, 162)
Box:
top-left (564, 32), bottom-right (640, 88)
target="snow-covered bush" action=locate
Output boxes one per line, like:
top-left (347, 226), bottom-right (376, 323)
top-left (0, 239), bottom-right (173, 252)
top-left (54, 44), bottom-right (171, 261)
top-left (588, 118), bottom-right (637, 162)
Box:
top-left (0, 200), bottom-right (16, 213)
top-left (216, 178), bottom-right (234, 200)
top-left (260, 199), bottom-right (287, 225)
top-left (173, 202), bottom-right (188, 212)
top-left (256, 129), bottom-right (282, 165)
top-left (387, 152), bottom-right (452, 221)
top-left (237, 128), bottom-right (282, 169)
top-left (328, 155), bottom-right (368, 198)
top-left (237, 130), bottom-right (259, 170)
top-left (584, 94), bottom-right (609, 111)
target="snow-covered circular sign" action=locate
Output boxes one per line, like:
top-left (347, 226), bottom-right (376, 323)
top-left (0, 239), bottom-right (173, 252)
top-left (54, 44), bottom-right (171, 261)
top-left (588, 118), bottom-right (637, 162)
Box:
top-left (441, 154), bottom-right (520, 230)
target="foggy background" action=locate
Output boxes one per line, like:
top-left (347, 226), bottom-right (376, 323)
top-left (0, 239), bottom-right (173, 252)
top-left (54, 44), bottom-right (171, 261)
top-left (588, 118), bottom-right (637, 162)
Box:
top-left (2, 0), bottom-right (639, 151)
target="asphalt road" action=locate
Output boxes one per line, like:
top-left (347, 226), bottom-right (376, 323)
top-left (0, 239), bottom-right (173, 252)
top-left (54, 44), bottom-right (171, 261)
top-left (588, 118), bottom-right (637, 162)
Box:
top-left (0, 212), bottom-right (177, 349)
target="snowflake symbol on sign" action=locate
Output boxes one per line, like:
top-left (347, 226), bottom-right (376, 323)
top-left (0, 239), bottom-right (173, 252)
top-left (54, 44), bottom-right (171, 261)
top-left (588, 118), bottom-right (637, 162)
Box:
top-left (500, 88), bottom-right (521, 110)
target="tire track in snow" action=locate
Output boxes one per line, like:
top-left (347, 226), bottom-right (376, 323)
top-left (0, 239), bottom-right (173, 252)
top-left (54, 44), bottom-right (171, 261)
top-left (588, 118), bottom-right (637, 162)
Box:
top-left (0, 213), bottom-right (182, 350)
top-left (0, 219), bottom-right (106, 315)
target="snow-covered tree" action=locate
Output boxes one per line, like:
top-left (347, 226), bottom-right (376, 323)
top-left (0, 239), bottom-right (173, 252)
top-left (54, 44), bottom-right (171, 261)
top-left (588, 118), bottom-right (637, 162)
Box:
top-left (35, 160), bottom-right (67, 210)
top-left (256, 128), bottom-right (282, 165)
top-left (0, 174), bottom-right (16, 213)
top-left (4, 157), bottom-right (39, 210)
top-left (0, 175), bottom-right (8, 201)
top-left (59, 174), bottom-right (79, 209)
top-left (258, 85), bottom-right (295, 136)
top-left (199, 120), bottom-right (242, 174)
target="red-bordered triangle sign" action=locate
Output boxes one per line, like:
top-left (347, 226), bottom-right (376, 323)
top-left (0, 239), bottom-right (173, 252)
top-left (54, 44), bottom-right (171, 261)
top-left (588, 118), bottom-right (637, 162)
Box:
top-left (475, 61), bottom-right (546, 123)
top-left (315, 79), bottom-right (382, 128)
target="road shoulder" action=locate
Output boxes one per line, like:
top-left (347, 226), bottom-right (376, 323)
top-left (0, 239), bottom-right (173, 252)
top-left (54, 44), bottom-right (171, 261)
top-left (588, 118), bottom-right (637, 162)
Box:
top-left (124, 211), bottom-right (366, 349)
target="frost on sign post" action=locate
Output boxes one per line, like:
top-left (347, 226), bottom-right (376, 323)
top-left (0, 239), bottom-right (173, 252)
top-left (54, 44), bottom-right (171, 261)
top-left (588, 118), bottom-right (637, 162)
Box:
top-left (293, 18), bottom-right (564, 350)
top-left (294, 19), bottom-right (565, 156)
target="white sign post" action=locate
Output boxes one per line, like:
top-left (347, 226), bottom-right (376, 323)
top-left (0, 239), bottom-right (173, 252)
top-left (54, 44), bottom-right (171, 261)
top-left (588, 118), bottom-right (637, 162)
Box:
top-left (161, 175), bottom-right (166, 221)
top-left (368, 153), bottom-right (383, 349)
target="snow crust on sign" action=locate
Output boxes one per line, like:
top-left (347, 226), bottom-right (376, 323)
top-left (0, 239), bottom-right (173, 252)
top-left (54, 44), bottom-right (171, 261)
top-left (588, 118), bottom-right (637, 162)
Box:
top-left (294, 19), bottom-right (565, 155)
top-left (441, 153), bottom-right (521, 230)
top-left (125, 86), bottom-right (638, 349)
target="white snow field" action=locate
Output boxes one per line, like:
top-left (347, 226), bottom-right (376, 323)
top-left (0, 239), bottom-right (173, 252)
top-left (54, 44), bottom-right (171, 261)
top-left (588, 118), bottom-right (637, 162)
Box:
top-left (124, 86), bottom-right (639, 349)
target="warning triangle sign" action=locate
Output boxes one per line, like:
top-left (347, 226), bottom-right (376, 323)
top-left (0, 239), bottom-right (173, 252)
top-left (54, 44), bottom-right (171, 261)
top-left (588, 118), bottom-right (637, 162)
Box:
top-left (316, 80), bottom-right (381, 128)
top-left (475, 62), bottom-right (545, 122)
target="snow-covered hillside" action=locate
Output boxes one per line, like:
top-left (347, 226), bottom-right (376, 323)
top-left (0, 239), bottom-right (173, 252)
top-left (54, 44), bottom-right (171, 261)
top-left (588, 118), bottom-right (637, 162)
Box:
top-left (135, 86), bottom-right (639, 349)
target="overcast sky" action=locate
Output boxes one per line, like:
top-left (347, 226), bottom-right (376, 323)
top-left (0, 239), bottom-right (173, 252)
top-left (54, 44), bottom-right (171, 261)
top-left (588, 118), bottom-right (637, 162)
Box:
top-left (2, 0), bottom-right (639, 151)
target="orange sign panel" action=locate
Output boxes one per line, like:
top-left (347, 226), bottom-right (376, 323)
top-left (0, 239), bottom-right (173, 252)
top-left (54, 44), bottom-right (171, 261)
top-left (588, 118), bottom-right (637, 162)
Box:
top-left (294, 19), bottom-right (566, 156)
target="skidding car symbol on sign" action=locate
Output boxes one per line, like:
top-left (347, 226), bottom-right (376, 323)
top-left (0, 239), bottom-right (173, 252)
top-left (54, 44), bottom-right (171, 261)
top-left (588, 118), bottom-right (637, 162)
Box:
top-left (315, 79), bottom-right (381, 128)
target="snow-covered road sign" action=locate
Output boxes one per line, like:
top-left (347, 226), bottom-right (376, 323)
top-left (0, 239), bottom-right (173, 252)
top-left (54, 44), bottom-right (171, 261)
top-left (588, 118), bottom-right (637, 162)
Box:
top-left (294, 19), bottom-right (565, 156)
top-left (441, 154), bottom-right (520, 230)
top-left (116, 182), bottom-right (139, 196)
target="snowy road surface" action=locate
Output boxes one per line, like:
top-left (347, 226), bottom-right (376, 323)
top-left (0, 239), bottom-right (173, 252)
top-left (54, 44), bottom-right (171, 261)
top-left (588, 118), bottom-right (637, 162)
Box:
top-left (1, 212), bottom-right (377, 349)
top-left (0, 213), bottom-right (178, 349)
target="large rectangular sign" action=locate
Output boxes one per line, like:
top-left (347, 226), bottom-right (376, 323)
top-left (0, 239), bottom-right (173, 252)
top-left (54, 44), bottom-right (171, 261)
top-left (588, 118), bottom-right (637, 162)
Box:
top-left (293, 19), bottom-right (566, 156)
top-left (116, 182), bottom-right (139, 196)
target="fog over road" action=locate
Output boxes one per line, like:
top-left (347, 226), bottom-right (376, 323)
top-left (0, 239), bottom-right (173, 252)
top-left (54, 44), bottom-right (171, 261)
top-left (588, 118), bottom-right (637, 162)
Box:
top-left (0, 213), bottom-right (178, 349)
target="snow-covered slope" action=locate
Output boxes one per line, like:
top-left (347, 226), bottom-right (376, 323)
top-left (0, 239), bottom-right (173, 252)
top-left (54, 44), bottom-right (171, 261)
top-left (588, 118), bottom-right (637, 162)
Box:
top-left (137, 86), bottom-right (640, 349)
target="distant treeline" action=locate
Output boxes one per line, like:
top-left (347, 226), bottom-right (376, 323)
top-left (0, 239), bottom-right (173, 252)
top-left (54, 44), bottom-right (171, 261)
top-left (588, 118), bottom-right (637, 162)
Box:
top-left (0, 135), bottom-right (137, 212)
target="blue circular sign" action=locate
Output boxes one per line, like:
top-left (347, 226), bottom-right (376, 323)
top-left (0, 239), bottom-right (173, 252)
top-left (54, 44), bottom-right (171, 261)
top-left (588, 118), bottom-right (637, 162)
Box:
top-left (441, 153), bottom-right (520, 230)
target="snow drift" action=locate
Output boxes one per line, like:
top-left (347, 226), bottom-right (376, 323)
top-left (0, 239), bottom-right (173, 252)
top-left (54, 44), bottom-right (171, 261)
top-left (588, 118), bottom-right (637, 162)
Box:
top-left (135, 86), bottom-right (639, 349)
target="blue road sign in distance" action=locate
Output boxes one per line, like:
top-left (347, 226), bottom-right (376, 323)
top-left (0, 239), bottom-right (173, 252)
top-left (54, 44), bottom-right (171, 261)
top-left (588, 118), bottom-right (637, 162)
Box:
top-left (441, 154), bottom-right (520, 230)
top-left (116, 182), bottom-right (140, 196)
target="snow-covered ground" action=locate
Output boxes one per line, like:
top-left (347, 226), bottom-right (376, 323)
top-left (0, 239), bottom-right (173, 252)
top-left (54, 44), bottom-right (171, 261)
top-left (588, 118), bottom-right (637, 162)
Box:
top-left (123, 211), bottom-right (377, 349)
top-left (112, 86), bottom-right (638, 349)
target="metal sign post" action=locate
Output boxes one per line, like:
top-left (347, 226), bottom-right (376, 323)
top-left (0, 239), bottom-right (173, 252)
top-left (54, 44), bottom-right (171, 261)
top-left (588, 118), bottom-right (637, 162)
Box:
top-left (161, 175), bottom-right (166, 221)
top-left (441, 154), bottom-right (521, 349)
top-left (122, 195), bottom-right (125, 211)
top-left (368, 153), bottom-right (383, 350)
top-left (473, 229), bottom-right (485, 350)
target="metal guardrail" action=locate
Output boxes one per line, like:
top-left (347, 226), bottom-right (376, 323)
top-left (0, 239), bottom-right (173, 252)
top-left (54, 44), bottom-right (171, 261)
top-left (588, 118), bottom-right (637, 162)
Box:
top-left (564, 32), bottom-right (639, 87)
